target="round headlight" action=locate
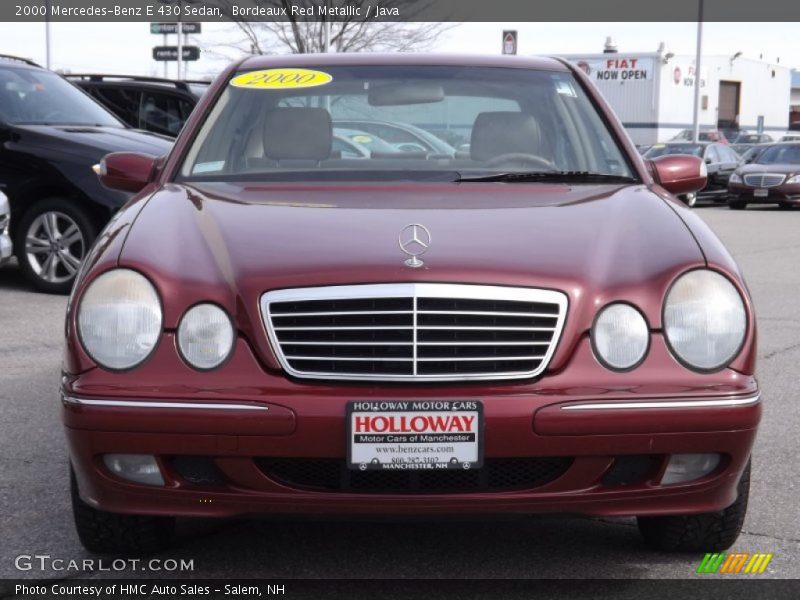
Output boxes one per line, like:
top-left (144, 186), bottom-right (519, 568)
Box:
top-left (77, 269), bottom-right (162, 370)
top-left (663, 270), bottom-right (746, 371)
top-left (177, 304), bottom-right (235, 370)
top-left (592, 303), bottom-right (650, 370)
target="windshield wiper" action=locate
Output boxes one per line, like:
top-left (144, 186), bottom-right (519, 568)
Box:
top-left (456, 171), bottom-right (638, 184)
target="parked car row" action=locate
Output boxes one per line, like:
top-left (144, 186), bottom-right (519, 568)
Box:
top-left (639, 138), bottom-right (800, 210)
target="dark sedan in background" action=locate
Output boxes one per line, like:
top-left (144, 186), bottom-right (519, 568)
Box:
top-left (643, 142), bottom-right (739, 206)
top-left (728, 143), bottom-right (800, 209)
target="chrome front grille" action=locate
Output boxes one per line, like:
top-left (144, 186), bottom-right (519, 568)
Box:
top-left (743, 173), bottom-right (785, 188)
top-left (261, 283), bottom-right (568, 382)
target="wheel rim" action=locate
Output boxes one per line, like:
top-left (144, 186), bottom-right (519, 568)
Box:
top-left (25, 211), bottom-right (85, 284)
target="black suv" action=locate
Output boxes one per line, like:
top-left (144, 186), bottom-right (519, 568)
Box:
top-left (67, 74), bottom-right (209, 137)
top-left (0, 55), bottom-right (172, 293)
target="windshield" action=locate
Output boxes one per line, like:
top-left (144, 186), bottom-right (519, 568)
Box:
top-left (755, 144), bottom-right (800, 165)
top-left (0, 66), bottom-right (123, 127)
top-left (179, 65), bottom-right (634, 182)
top-left (644, 144), bottom-right (704, 158)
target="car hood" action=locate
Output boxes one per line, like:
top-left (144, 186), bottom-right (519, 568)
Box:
top-left (12, 125), bottom-right (172, 161)
top-left (118, 182), bottom-right (706, 371)
top-left (737, 163), bottom-right (800, 175)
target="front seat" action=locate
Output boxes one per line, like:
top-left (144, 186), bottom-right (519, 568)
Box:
top-left (470, 111), bottom-right (544, 163)
top-left (262, 107), bottom-right (332, 167)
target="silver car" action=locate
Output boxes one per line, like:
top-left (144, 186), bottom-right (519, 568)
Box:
top-left (0, 191), bottom-right (11, 266)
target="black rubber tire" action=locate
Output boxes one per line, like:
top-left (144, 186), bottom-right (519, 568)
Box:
top-left (14, 197), bottom-right (97, 294)
top-left (637, 461), bottom-right (750, 552)
top-left (71, 467), bottom-right (175, 555)
top-left (778, 202), bottom-right (793, 210)
top-left (728, 200), bottom-right (747, 210)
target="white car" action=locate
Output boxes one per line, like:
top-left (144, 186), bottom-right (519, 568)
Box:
top-left (0, 191), bottom-right (12, 266)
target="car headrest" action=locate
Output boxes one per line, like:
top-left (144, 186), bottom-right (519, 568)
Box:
top-left (470, 111), bottom-right (543, 162)
top-left (263, 107), bottom-right (332, 161)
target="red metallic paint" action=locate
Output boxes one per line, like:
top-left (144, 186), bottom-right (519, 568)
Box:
top-left (97, 152), bottom-right (159, 194)
top-left (64, 54), bottom-right (760, 520)
top-left (648, 155), bottom-right (708, 195)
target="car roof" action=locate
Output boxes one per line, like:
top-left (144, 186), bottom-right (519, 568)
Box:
top-left (238, 53), bottom-right (568, 72)
top-left (0, 54), bottom-right (41, 68)
top-left (65, 74), bottom-right (209, 95)
top-left (659, 141), bottom-right (711, 146)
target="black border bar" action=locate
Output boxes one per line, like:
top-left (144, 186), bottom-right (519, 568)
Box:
top-left (4, 0), bottom-right (800, 23)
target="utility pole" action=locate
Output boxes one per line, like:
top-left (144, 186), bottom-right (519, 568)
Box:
top-left (44, 0), bottom-right (51, 69)
top-left (323, 0), bottom-right (331, 52)
top-left (691, 0), bottom-right (704, 143)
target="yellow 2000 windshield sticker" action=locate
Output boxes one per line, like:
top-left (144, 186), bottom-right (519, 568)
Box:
top-left (230, 69), bottom-right (333, 90)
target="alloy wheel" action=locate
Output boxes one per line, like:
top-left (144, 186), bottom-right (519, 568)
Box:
top-left (24, 211), bottom-right (85, 284)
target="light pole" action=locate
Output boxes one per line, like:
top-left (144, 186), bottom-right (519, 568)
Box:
top-left (691, 0), bottom-right (704, 143)
top-left (44, 0), bottom-right (51, 69)
top-left (323, 0), bottom-right (331, 52)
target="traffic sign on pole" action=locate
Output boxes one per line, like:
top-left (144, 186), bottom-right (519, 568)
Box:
top-left (150, 22), bottom-right (201, 34)
top-left (502, 30), bottom-right (517, 55)
top-left (152, 46), bottom-right (200, 61)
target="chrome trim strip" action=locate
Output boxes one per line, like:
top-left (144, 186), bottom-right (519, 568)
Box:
top-left (61, 395), bottom-right (269, 411)
top-left (560, 394), bottom-right (760, 411)
top-left (260, 283), bottom-right (569, 382)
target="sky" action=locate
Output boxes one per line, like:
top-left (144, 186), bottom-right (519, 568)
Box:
top-left (0, 21), bottom-right (797, 80)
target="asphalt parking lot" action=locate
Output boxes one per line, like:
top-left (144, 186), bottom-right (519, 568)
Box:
top-left (1, 204), bottom-right (799, 582)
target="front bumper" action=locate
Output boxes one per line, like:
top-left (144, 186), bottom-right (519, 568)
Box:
top-left (728, 182), bottom-right (800, 204)
top-left (64, 338), bottom-right (760, 520)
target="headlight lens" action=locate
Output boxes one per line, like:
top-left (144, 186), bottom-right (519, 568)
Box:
top-left (729, 172), bottom-right (742, 184)
top-left (663, 270), bottom-right (746, 371)
top-left (77, 269), bottom-right (162, 370)
top-left (177, 303), bottom-right (235, 370)
top-left (592, 303), bottom-right (650, 370)
top-left (786, 174), bottom-right (800, 184)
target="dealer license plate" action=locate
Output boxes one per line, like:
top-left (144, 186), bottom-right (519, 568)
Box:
top-left (347, 400), bottom-right (483, 471)
top-left (754, 188), bottom-right (768, 197)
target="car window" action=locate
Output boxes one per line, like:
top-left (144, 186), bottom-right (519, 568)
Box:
top-left (755, 144), bottom-right (800, 165)
top-left (139, 92), bottom-right (192, 136)
top-left (644, 144), bottom-right (703, 158)
top-left (0, 66), bottom-right (122, 127)
top-left (89, 86), bottom-right (140, 128)
top-left (179, 65), bottom-right (634, 182)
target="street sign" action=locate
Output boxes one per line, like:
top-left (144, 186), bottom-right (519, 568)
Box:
top-left (502, 30), bottom-right (517, 55)
top-left (150, 22), bottom-right (201, 35)
top-left (152, 46), bottom-right (200, 61)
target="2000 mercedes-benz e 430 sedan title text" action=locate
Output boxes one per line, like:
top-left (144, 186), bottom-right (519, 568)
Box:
top-left (62, 54), bottom-right (759, 555)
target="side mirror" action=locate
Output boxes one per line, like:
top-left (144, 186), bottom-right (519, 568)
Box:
top-left (649, 155), bottom-right (707, 195)
top-left (705, 157), bottom-right (713, 164)
top-left (93, 152), bottom-right (159, 193)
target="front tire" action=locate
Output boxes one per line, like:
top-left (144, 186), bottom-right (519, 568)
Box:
top-left (728, 199), bottom-right (747, 210)
top-left (14, 198), bottom-right (97, 294)
top-left (71, 467), bottom-right (175, 555)
top-left (637, 461), bottom-right (750, 552)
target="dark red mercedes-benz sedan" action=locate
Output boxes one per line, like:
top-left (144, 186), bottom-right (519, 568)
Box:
top-left (62, 53), bottom-right (759, 555)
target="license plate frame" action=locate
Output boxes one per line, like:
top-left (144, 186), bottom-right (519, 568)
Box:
top-left (346, 400), bottom-right (483, 471)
